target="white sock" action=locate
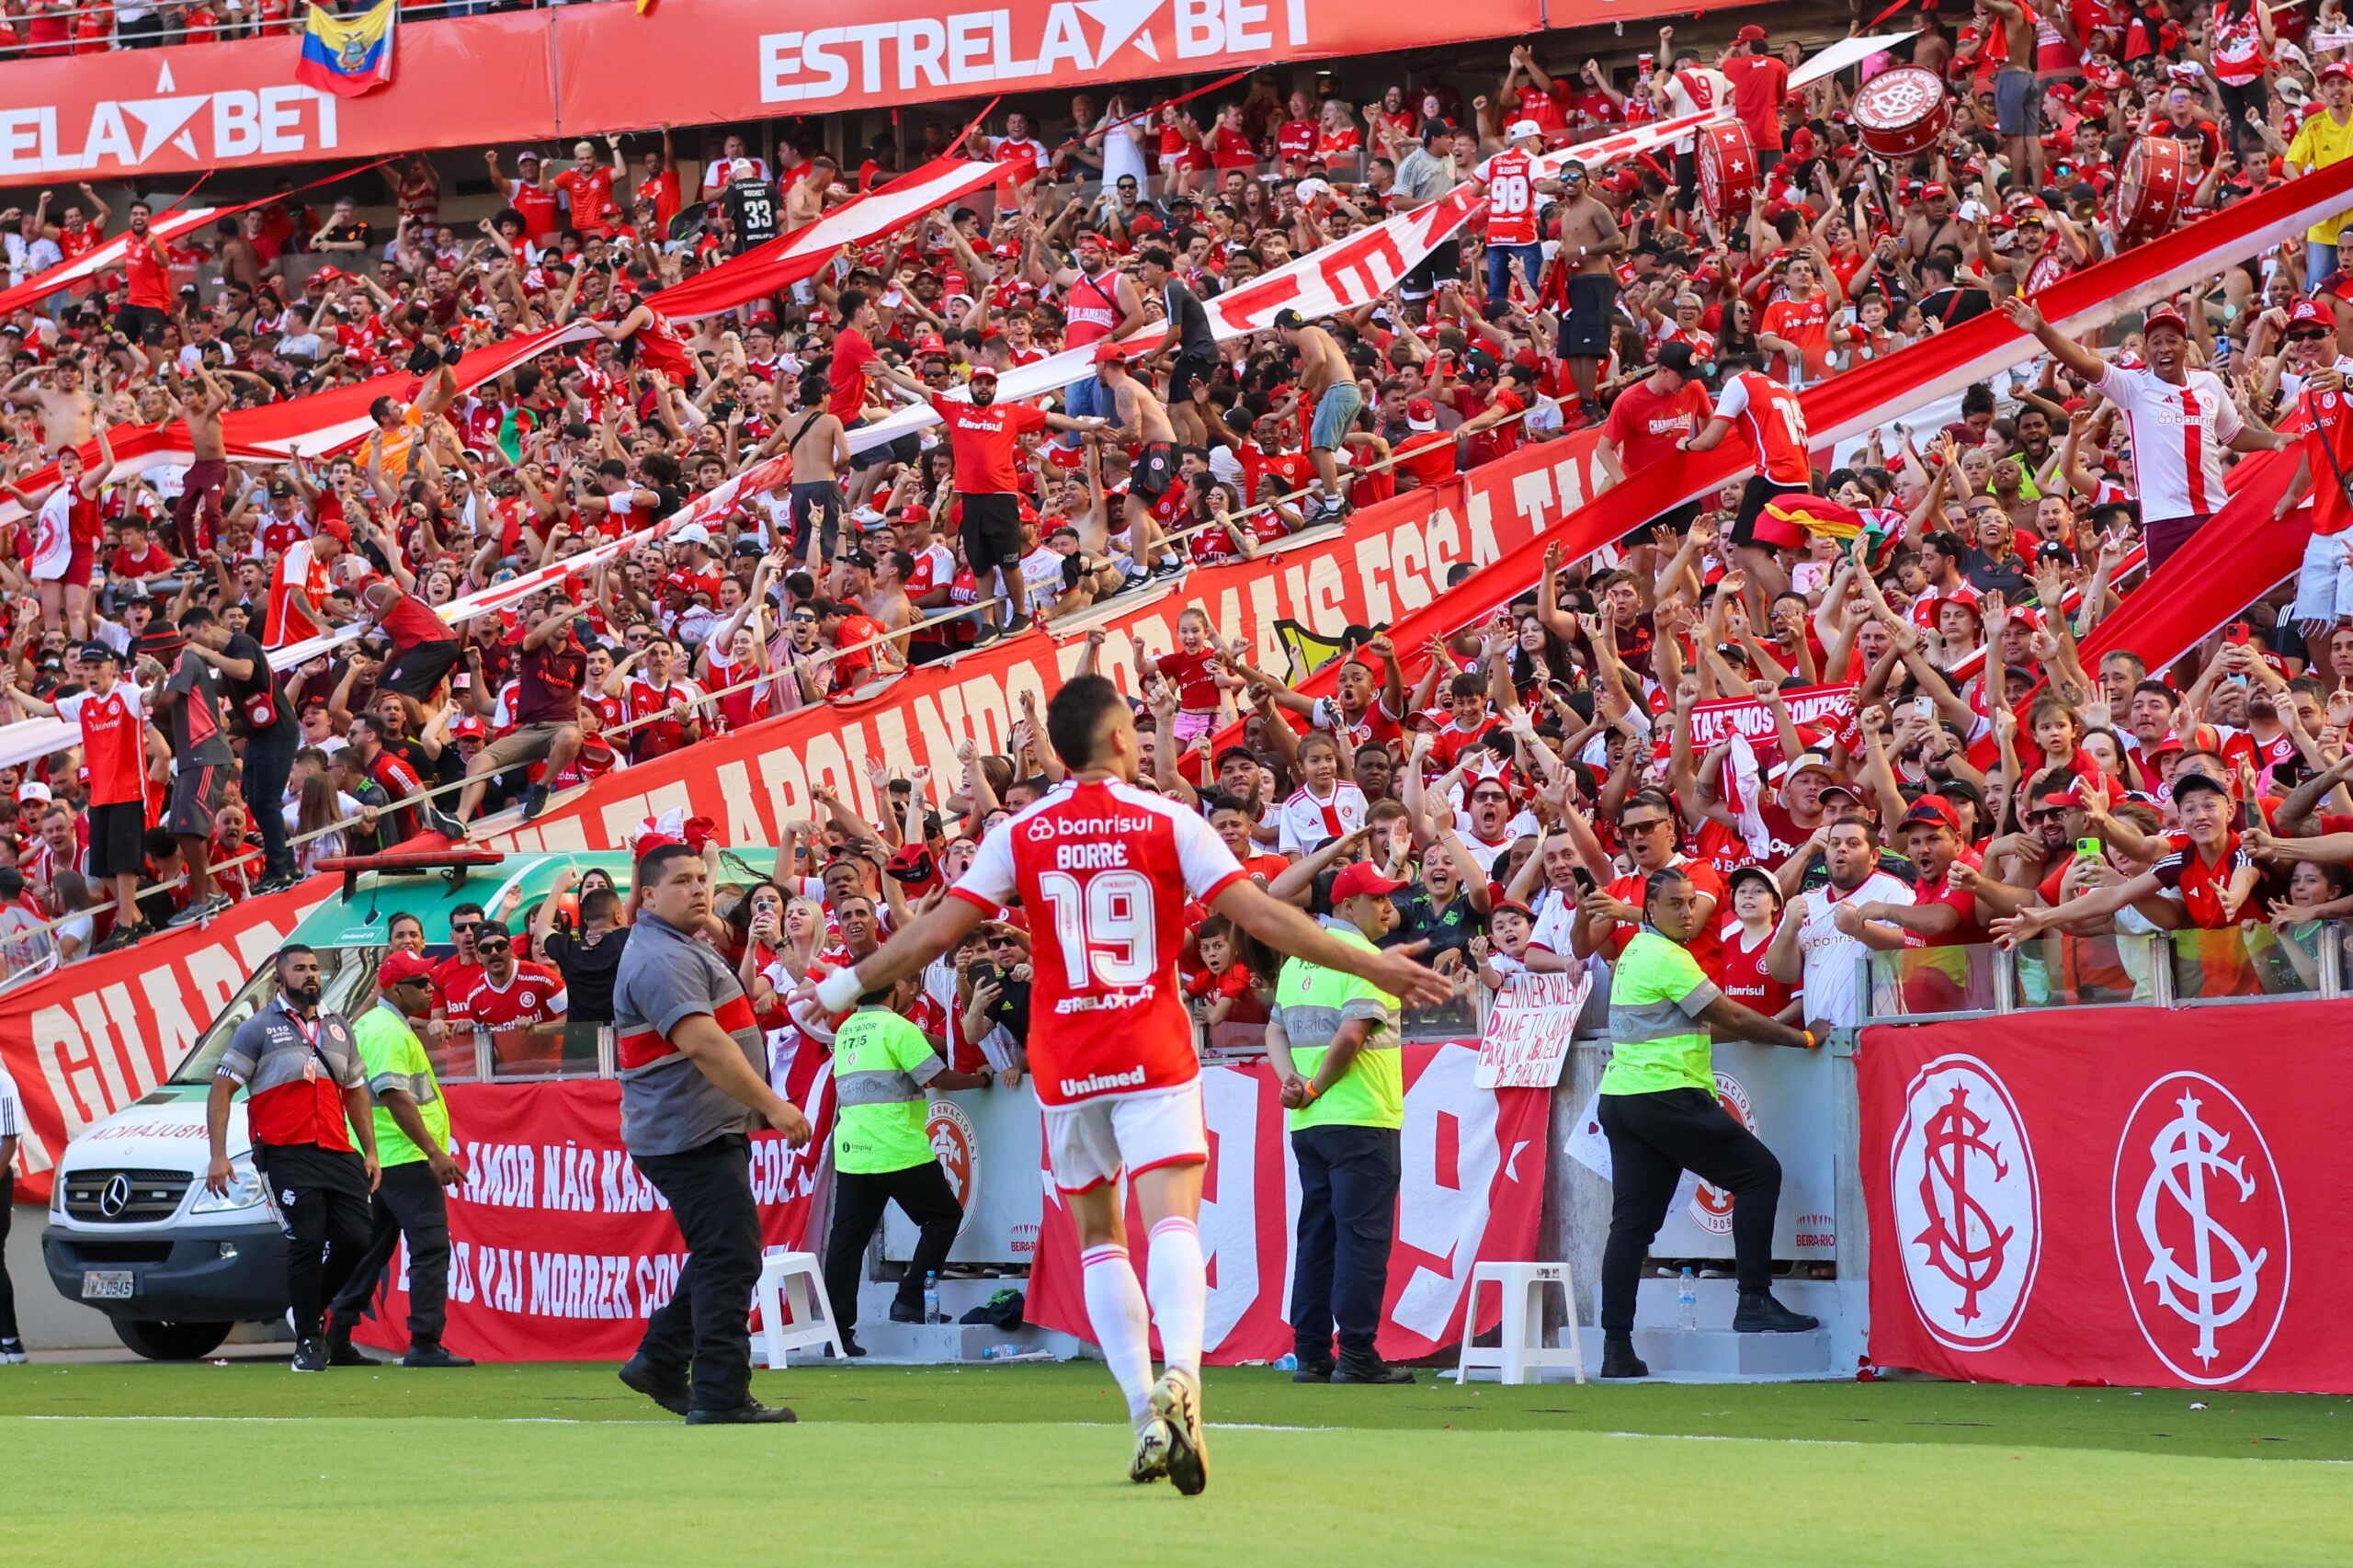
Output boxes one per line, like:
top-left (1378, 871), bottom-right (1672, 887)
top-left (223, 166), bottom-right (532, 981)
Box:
top-left (1081, 1243), bottom-right (1155, 1426)
top-left (1145, 1216), bottom-right (1206, 1378)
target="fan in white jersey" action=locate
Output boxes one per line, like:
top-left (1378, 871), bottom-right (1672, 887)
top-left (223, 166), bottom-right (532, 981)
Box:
top-left (2001, 296), bottom-right (2289, 568)
top-left (801, 676), bottom-right (1448, 1496)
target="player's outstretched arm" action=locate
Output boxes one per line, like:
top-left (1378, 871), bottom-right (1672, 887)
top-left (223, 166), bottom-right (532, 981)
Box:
top-left (1211, 880), bottom-right (1454, 1008)
top-left (801, 894), bottom-right (993, 1012)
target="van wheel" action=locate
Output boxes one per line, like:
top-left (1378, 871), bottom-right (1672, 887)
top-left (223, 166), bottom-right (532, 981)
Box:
top-left (114, 1320), bottom-right (233, 1360)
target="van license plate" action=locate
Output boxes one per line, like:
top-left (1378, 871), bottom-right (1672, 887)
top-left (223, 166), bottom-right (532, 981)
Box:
top-left (81, 1270), bottom-right (133, 1301)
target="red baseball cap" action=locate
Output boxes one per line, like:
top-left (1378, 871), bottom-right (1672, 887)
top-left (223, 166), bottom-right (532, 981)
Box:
top-left (1092, 338), bottom-right (1129, 367)
top-left (1331, 861), bottom-right (1410, 903)
top-left (2143, 304), bottom-right (2189, 338)
top-left (2291, 298), bottom-right (2334, 327)
top-left (968, 363), bottom-right (999, 381)
top-left (377, 949), bottom-right (436, 990)
top-left (1735, 23), bottom-right (1768, 42)
top-left (1897, 794), bottom-right (1961, 834)
top-left (450, 716), bottom-right (487, 741)
top-left (316, 518), bottom-right (352, 545)
top-left (1405, 398), bottom-right (1438, 432)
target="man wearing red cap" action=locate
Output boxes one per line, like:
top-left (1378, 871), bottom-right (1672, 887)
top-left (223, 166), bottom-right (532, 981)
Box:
top-left (263, 513), bottom-right (347, 650)
top-left (2289, 62), bottom-right (2353, 289)
top-left (1266, 859), bottom-right (1414, 1384)
top-left (1390, 398), bottom-right (1458, 491)
top-left (2272, 298), bottom-right (2353, 627)
top-left (2004, 294), bottom-right (2289, 567)
top-left (1719, 24), bottom-right (1788, 163)
top-left (326, 950), bottom-right (473, 1369)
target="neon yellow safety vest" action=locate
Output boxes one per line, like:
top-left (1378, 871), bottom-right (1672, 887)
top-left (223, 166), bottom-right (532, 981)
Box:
top-left (1273, 924), bottom-right (1403, 1131)
top-left (831, 1005), bottom-right (946, 1175)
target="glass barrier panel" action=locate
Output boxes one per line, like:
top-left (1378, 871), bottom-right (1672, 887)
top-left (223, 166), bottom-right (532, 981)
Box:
top-left (2172, 923), bottom-right (2325, 1002)
top-left (487, 1024), bottom-right (569, 1080)
top-left (2010, 930), bottom-right (2161, 1009)
top-left (1866, 944), bottom-right (2001, 1018)
top-left (1201, 1019), bottom-right (1269, 1059)
top-left (1402, 994), bottom-right (1481, 1043)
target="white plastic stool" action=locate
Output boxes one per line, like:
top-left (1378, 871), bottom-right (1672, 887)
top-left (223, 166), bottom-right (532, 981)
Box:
top-left (1451, 1261), bottom-right (1586, 1385)
top-left (752, 1248), bottom-right (847, 1369)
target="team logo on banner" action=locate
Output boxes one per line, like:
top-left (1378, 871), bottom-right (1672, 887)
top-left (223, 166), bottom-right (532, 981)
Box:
top-left (1889, 1054), bottom-right (2040, 1351)
top-left (2111, 1073), bottom-right (2290, 1386)
top-left (928, 1098), bottom-right (979, 1240)
top-left (1688, 1072), bottom-right (1755, 1235)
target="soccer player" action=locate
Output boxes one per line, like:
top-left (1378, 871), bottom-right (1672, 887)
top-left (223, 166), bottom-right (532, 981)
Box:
top-left (802, 675), bottom-right (1449, 1494)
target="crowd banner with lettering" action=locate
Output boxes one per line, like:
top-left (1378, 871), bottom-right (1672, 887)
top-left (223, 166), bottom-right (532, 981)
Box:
top-left (352, 1054), bottom-right (835, 1362)
top-left (1026, 1044), bottom-right (1549, 1364)
top-left (489, 428), bottom-right (1603, 852)
top-left (0, 887), bottom-right (325, 1201)
top-left (1474, 971), bottom-right (1586, 1090)
top-left (1861, 1009), bottom-right (2353, 1394)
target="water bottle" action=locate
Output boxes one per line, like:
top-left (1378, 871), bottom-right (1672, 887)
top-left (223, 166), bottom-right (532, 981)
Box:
top-left (981, 1343), bottom-right (1013, 1360)
top-left (923, 1271), bottom-right (941, 1324)
top-left (1273, 1353), bottom-right (1300, 1371)
top-left (1677, 1267), bottom-right (1699, 1333)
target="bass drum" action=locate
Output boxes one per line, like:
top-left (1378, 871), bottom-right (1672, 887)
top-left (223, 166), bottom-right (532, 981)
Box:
top-left (1851, 66), bottom-right (1953, 159)
top-left (2115, 136), bottom-right (2191, 244)
top-left (1696, 120), bottom-right (1759, 222)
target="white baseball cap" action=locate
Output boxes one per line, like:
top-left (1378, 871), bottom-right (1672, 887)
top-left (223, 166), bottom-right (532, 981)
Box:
top-left (1295, 176), bottom-right (1331, 203)
top-left (1506, 119), bottom-right (1544, 142)
top-left (671, 523), bottom-right (712, 547)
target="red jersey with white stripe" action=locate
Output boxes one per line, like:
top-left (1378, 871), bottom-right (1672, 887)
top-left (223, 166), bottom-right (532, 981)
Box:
top-left (2295, 368), bottom-right (2353, 537)
top-left (449, 962), bottom-right (567, 1028)
top-left (1477, 148), bottom-right (1541, 246)
top-left (264, 538), bottom-right (331, 648)
top-left (1713, 371), bottom-right (1813, 486)
top-left (950, 778), bottom-right (1247, 1106)
top-left (56, 682), bottom-right (147, 807)
top-left (2092, 361), bottom-right (2242, 522)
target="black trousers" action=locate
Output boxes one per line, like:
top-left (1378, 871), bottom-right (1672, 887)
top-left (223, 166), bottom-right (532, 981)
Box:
top-left (634, 1134), bottom-right (761, 1412)
top-left (255, 1142), bottom-right (373, 1342)
top-left (1597, 1088), bottom-right (1780, 1335)
top-left (823, 1160), bottom-right (962, 1338)
top-left (0, 1165), bottom-right (18, 1340)
top-left (327, 1161), bottom-right (451, 1346)
top-left (1289, 1123), bottom-right (1400, 1368)
top-left (242, 722), bottom-right (298, 881)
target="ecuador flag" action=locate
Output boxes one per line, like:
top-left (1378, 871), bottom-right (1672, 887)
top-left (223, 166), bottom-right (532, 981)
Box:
top-left (296, 0), bottom-right (396, 98)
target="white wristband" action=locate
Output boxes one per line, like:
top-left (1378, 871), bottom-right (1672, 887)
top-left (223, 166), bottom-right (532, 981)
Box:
top-left (814, 965), bottom-right (865, 1013)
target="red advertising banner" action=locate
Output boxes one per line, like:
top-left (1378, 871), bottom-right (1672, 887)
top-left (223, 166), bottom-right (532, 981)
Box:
top-left (0, 885), bottom-right (325, 1202)
top-left (492, 427), bottom-right (1603, 853)
top-left (1025, 1045), bottom-right (1549, 1365)
top-left (352, 1045), bottom-right (835, 1362)
top-left (0, 13), bottom-right (557, 187)
top-left (1861, 1010), bottom-right (2353, 1394)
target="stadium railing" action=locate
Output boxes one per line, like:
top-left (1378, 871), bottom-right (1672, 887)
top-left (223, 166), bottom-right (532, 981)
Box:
top-left (1860, 923), bottom-right (2347, 1026)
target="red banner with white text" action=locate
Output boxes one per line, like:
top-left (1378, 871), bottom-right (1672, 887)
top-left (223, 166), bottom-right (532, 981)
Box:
top-left (0, 0), bottom-right (1568, 187)
top-left (351, 1049), bottom-right (835, 1362)
top-left (1862, 1011), bottom-right (2353, 1394)
top-left (0, 886), bottom-right (326, 1202)
top-left (489, 430), bottom-right (1602, 852)
top-left (1025, 1045), bottom-right (1549, 1364)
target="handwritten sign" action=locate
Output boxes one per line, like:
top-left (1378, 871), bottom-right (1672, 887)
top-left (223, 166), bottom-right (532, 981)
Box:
top-left (1474, 970), bottom-right (1591, 1089)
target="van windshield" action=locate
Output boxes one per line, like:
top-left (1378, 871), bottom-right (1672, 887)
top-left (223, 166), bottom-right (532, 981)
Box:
top-left (165, 949), bottom-right (386, 1085)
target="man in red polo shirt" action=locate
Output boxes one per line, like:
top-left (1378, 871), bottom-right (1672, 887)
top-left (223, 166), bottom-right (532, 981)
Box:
top-left (1390, 400), bottom-right (1459, 491)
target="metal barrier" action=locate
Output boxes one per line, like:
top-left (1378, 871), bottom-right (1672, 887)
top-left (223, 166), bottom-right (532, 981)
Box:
top-left (1862, 922), bottom-right (2350, 1025)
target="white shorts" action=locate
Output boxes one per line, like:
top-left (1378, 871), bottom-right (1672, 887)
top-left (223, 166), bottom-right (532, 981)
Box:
top-left (1041, 1080), bottom-right (1208, 1195)
top-left (2291, 527), bottom-right (2353, 627)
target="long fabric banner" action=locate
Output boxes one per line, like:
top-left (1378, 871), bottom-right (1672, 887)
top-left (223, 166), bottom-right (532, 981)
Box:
top-left (1861, 1010), bottom-right (2347, 1394)
top-left (490, 429), bottom-right (1604, 851)
top-left (0, 205), bottom-right (222, 317)
top-left (351, 1060), bottom-right (835, 1363)
top-left (0, 883), bottom-right (325, 1200)
top-left (1026, 1045), bottom-right (1550, 1365)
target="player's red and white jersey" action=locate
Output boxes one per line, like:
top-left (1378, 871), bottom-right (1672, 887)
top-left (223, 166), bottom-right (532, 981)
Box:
top-left (449, 962), bottom-right (567, 1028)
top-left (2092, 360), bottom-right (2243, 521)
top-left (1713, 370), bottom-right (1813, 487)
top-left (1477, 147), bottom-right (1540, 246)
top-left (950, 778), bottom-right (1246, 1106)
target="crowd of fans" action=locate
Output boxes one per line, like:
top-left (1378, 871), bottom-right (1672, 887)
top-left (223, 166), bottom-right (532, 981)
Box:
top-left (0, 0), bottom-right (621, 60)
top-left (1, 11), bottom-right (2352, 1042)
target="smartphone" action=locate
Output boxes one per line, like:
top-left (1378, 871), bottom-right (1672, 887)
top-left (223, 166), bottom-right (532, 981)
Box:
top-left (2227, 620), bottom-right (2253, 646)
top-left (2075, 836), bottom-right (2102, 859)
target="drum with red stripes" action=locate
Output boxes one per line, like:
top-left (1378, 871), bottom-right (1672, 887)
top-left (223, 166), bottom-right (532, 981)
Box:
top-left (1851, 66), bottom-right (1952, 159)
top-left (1696, 120), bottom-right (1758, 222)
top-left (2115, 136), bottom-right (2191, 244)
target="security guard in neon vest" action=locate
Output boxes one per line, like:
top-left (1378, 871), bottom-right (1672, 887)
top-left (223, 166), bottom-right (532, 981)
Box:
top-left (1597, 868), bottom-right (1821, 1381)
top-left (1267, 861), bottom-right (1413, 1385)
top-left (824, 978), bottom-right (995, 1357)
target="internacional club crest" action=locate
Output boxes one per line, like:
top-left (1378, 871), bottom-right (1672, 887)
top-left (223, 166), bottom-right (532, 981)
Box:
top-left (1889, 1055), bottom-right (2040, 1351)
top-left (2111, 1073), bottom-right (2290, 1386)
top-left (1688, 1072), bottom-right (1755, 1236)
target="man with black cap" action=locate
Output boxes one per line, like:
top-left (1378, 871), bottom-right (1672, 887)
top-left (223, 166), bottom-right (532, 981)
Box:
top-left (1267, 861), bottom-right (1414, 1384)
top-left (327, 949), bottom-right (474, 1368)
top-left (1599, 341), bottom-right (1714, 553)
top-left (1598, 867), bottom-right (1820, 1378)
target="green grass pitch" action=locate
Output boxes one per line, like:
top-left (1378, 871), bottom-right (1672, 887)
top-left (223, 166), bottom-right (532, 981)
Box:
top-left (5, 1359), bottom-right (2350, 1565)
